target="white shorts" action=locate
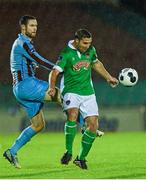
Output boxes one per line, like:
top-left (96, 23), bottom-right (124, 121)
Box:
top-left (63, 93), bottom-right (99, 119)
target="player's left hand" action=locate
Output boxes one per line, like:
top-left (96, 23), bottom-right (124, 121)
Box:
top-left (107, 76), bottom-right (119, 88)
top-left (48, 87), bottom-right (56, 97)
top-left (48, 87), bottom-right (62, 105)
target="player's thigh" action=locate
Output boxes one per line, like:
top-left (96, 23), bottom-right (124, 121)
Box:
top-left (63, 93), bottom-right (80, 110)
top-left (15, 95), bottom-right (44, 121)
top-left (63, 93), bottom-right (80, 121)
top-left (14, 77), bottom-right (48, 102)
top-left (80, 94), bottom-right (99, 119)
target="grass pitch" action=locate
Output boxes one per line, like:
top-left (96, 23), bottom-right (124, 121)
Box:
top-left (0, 132), bottom-right (146, 179)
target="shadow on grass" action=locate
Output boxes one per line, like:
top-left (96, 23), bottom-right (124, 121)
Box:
top-left (0, 166), bottom-right (74, 178)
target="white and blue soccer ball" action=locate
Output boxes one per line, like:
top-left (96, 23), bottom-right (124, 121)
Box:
top-left (118, 68), bottom-right (138, 87)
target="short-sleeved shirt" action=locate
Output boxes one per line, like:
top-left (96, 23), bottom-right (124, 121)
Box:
top-left (10, 33), bottom-right (54, 83)
top-left (54, 40), bottom-right (98, 96)
top-left (10, 34), bottom-right (54, 118)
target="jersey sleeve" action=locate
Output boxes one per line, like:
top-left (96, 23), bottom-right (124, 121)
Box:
top-left (53, 51), bottom-right (67, 72)
top-left (23, 41), bottom-right (54, 71)
top-left (91, 46), bottom-right (99, 64)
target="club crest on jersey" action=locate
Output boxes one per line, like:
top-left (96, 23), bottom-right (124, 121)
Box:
top-left (73, 60), bottom-right (90, 71)
top-left (85, 52), bottom-right (90, 57)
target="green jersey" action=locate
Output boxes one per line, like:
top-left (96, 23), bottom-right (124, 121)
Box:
top-left (55, 40), bottom-right (98, 96)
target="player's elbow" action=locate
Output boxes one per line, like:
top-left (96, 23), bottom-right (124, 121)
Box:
top-left (93, 60), bottom-right (103, 71)
top-left (52, 68), bottom-right (60, 77)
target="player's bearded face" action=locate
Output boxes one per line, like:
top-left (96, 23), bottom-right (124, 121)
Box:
top-left (25, 20), bottom-right (37, 38)
top-left (77, 38), bottom-right (92, 52)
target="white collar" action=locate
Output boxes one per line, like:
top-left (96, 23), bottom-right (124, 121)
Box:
top-left (68, 40), bottom-right (82, 58)
top-left (68, 40), bottom-right (76, 50)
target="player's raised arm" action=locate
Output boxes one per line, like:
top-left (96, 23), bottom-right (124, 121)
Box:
top-left (93, 60), bottom-right (119, 87)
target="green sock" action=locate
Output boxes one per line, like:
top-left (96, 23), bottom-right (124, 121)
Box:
top-left (64, 120), bottom-right (77, 154)
top-left (79, 130), bottom-right (96, 160)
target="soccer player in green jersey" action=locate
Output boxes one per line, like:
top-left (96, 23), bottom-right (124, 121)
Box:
top-left (49, 29), bottom-right (119, 169)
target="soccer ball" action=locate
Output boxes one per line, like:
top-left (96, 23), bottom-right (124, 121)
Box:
top-left (118, 68), bottom-right (138, 87)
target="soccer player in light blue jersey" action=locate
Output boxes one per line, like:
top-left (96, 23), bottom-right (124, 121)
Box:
top-left (3, 15), bottom-right (61, 168)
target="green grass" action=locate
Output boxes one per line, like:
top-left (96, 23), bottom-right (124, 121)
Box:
top-left (0, 132), bottom-right (146, 179)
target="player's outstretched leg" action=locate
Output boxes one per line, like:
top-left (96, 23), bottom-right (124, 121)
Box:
top-left (3, 126), bottom-right (37, 168)
top-left (3, 111), bottom-right (44, 168)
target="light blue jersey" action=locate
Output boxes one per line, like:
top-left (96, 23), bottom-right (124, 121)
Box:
top-left (10, 34), bottom-right (54, 118)
top-left (10, 34), bottom-right (54, 83)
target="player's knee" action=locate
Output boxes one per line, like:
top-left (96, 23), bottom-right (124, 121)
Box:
top-left (87, 118), bottom-right (98, 133)
top-left (37, 123), bottom-right (45, 132)
top-left (67, 109), bottom-right (79, 121)
top-left (88, 124), bottom-right (97, 133)
top-left (31, 121), bottom-right (45, 132)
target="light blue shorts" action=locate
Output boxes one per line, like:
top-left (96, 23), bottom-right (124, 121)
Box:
top-left (13, 77), bottom-right (48, 119)
top-left (78, 114), bottom-right (85, 126)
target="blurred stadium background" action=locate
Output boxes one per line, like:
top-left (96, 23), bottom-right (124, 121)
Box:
top-left (1, 0), bottom-right (146, 133)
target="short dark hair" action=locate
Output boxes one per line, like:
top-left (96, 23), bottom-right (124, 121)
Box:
top-left (19, 15), bottom-right (36, 26)
top-left (75, 29), bottom-right (92, 40)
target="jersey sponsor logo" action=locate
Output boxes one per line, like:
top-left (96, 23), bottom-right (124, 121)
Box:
top-left (73, 60), bottom-right (90, 71)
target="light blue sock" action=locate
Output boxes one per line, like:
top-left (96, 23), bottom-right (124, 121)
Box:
top-left (10, 126), bottom-right (37, 155)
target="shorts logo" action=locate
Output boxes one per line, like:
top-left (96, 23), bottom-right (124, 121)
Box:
top-left (66, 100), bottom-right (71, 105)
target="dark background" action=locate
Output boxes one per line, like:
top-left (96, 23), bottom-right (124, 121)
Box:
top-left (1, 0), bottom-right (146, 85)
